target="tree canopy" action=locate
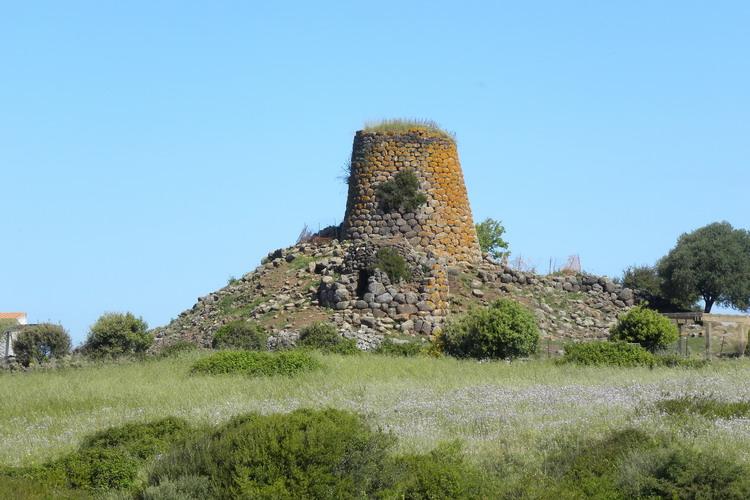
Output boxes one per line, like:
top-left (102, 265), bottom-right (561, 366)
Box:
top-left (658, 221), bottom-right (750, 313)
top-left (475, 218), bottom-right (510, 260)
top-left (83, 312), bottom-right (152, 358)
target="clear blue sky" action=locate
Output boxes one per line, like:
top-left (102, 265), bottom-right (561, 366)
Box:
top-left (2, 2), bottom-right (748, 344)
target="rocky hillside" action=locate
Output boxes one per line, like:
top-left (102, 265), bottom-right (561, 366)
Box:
top-left (152, 238), bottom-right (636, 350)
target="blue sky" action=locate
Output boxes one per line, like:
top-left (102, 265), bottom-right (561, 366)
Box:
top-left (2, 2), bottom-right (748, 343)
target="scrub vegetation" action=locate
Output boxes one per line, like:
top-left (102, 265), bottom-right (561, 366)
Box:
top-left (3, 350), bottom-right (750, 498)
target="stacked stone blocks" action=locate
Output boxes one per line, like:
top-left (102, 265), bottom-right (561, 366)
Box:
top-left (343, 129), bottom-right (482, 265)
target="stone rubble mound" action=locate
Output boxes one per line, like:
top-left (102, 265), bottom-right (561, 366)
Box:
top-left (152, 238), bottom-right (636, 350)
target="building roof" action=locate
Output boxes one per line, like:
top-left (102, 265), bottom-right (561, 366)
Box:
top-left (0, 312), bottom-right (27, 320)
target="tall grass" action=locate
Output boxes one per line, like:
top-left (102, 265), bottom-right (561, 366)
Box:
top-left (2, 352), bottom-right (750, 470)
top-left (362, 119), bottom-right (455, 141)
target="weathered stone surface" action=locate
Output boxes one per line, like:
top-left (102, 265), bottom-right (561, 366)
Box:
top-left (396, 304), bottom-right (419, 315)
top-left (375, 293), bottom-right (393, 304)
top-left (618, 288), bottom-right (634, 301)
top-left (341, 130), bottom-right (482, 265)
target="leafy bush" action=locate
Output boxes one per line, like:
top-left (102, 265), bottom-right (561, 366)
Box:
top-left (12, 323), bottom-right (71, 367)
top-left (158, 340), bottom-right (198, 358)
top-left (0, 417), bottom-right (193, 493)
top-left (82, 312), bottom-right (152, 358)
top-left (298, 322), bottom-right (359, 355)
top-left (475, 218), bottom-right (510, 260)
top-left (375, 169), bottom-right (427, 213)
top-left (442, 299), bottom-right (540, 360)
top-left (610, 306), bottom-right (679, 352)
top-left (622, 445), bottom-right (750, 499)
top-left (374, 338), bottom-right (425, 357)
top-left (140, 475), bottom-right (212, 500)
top-left (0, 475), bottom-right (88, 500)
top-left (372, 247), bottom-right (411, 283)
top-left (385, 441), bottom-right (499, 499)
top-left (79, 417), bottom-right (192, 460)
top-left (561, 343), bottom-right (707, 369)
top-left (561, 341), bottom-right (656, 367)
top-left (211, 321), bottom-right (267, 351)
top-left (653, 353), bottom-right (708, 369)
top-left (656, 395), bottom-right (750, 419)
top-left (191, 350), bottom-right (322, 376)
top-left (146, 408), bottom-right (396, 498)
top-left (53, 447), bottom-right (140, 491)
top-left (532, 428), bottom-right (750, 499)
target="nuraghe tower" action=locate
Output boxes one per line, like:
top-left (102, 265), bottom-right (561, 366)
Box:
top-left (342, 128), bottom-right (482, 264)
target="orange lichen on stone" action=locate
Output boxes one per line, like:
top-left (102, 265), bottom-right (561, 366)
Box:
top-left (342, 129), bottom-right (482, 265)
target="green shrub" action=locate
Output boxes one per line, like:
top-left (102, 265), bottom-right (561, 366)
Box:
top-left (374, 338), bottom-right (425, 357)
top-left (385, 441), bottom-right (500, 499)
top-left (561, 341), bottom-right (656, 367)
top-left (50, 417), bottom-right (193, 491)
top-left (622, 445), bottom-right (750, 499)
top-left (610, 306), bottom-right (679, 352)
top-left (12, 323), bottom-right (71, 367)
top-left (191, 350), bottom-right (322, 376)
top-left (375, 169), bottom-right (427, 213)
top-left (561, 343), bottom-right (708, 369)
top-left (212, 321), bottom-right (267, 351)
top-left (146, 408), bottom-right (396, 499)
top-left (83, 312), bottom-right (152, 358)
top-left (54, 447), bottom-right (140, 491)
top-left (0, 417), bottom-right (194, 493)
top-left (298, 322), bottom-right (359, 355)
top-left (475, 218), bottom-right (510, 260)
top-left (140, 475), bottom-right (212, 500)
top-left (372, 247), bottom-right (411, 283)
top-left (531, 428), bottom-right (750, 499)
top-left (656, 395), bottom-right (750, 419)
top-left (442, 299), bottom-right (540, 360)
top-left (158, 340), bottom-right (198, 358)
top-left (653, 353), bottom-right (708, 368)
top-left (0, 475), bottom-right (88, 499)
top-left (79, 417), bottom-right (192, 460)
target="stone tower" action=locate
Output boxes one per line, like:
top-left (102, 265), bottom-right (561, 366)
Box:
top-left (342, 128), bottom-right (482, 264)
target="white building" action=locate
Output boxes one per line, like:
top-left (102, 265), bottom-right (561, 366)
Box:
top-left (1, 312), bottom-right (28, 359)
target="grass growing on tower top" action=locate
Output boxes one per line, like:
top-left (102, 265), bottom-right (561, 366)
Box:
top-left (362, 119), bottom-right (455, 141)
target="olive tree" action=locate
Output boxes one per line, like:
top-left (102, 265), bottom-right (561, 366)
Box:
top-left (658, 222), bottom-right (750, 313)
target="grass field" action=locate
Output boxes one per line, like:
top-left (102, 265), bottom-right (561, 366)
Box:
top-left (3, 351), bottom-right (750, 472)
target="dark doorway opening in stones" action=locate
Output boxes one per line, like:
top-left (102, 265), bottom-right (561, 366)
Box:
top-left (356, 269), bottom-right (372, 299)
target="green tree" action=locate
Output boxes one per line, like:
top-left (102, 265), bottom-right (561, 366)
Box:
top-left (475, 218), bottom-right (509, 260)
top-left (12, 323), bottom-right (71, 366)
top-left (0, 318), bottom-right (17, 333)
top-left (658, 222), bottom-right (750, 313)
top-left (622, 265), bottom-right (661, 298)
top-left (83, 312), bottom-right (152, 358)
